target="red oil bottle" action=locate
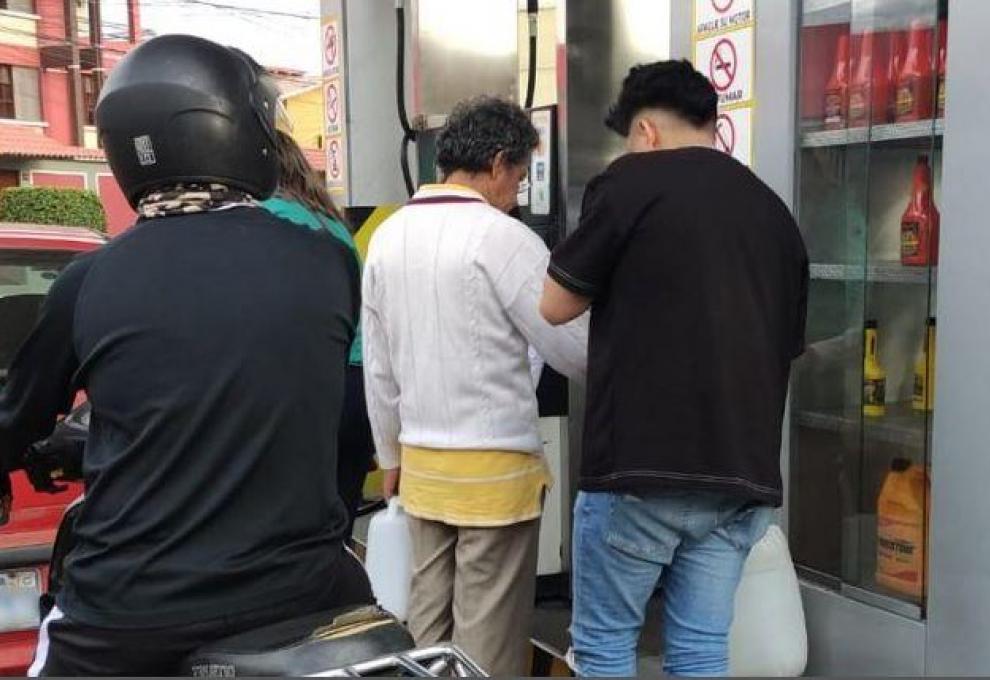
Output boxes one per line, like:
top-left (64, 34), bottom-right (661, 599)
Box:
top-left (895, 20), bottom-right (934, 123)
top-left (901, 155), bottom-right (940, 266)
top-left (871, 31), bottom-right (891, 125)
top-left (849, 32), bottom-right (877, 127)
top-left (886, 31), bottom-right (906, 123)
top-left (824, 33), bottom-right (850, 130)
top-left (936, 19), bottom-right (947, 119)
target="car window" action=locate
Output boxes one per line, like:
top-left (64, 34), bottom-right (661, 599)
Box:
top-left (0, 251), bottom-right (74, 382)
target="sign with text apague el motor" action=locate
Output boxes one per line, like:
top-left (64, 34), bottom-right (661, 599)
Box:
top-left (692, 0), bottom-right (756, 167)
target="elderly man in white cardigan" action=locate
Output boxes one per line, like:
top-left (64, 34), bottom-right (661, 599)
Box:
top-left (362, 97), bottom-right (587, 676)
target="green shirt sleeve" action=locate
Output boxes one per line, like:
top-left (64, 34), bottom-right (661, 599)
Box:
top-left (262, 197), bottom-right (364, 365)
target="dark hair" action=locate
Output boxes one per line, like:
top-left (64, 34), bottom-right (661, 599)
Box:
top-left (273, 129), bottom-right (348, 229)
top-left (605, 59), bottom-right (718, 136)
top-left (436, 96), bottom-right (539, 177)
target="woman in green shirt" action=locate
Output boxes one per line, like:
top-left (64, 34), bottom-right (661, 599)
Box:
top-left (264, 131), bottom-right (372, 540)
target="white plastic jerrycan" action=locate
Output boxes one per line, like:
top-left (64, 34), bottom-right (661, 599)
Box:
top-left (364, 497), bottom-right (413, 621)
top-left (729, 524), bottom-right (808, 677)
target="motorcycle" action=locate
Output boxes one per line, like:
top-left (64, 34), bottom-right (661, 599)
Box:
top-left (23, 405), bottom-right (486, 677)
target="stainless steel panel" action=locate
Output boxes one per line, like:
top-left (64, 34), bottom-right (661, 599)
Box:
top-left (410, 0), bottom-right (519, 119)
top-left (751, 0), bottom-right (800, 535)
top-left (562, 0), bottom-right (671, 229)
top-left (555, 0), bottom-right (578, 568)
top-left (558, 0), bottom-right (671, 566)
top-left (669, 0), bottom-right (692, 61)
top-left (926, 2), bottom-right (990, 674)
top-left (801, 582), bottom-right (926, 676)
top-left (343, 0), bottom-right (408, 206)
top-left (752, 0), bottom-right (799, 205)
top-left (840, 582), bottom-right (923, 620)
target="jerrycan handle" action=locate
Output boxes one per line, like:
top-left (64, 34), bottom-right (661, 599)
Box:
top-left (387, 496), bottom-right (403, 517)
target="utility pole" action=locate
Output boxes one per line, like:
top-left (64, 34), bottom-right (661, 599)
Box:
top-left (127, 0), bottom-right (140, 44)
top-left (65, 0), bottom-right (85, 146)
top-left (89, 0), bottom-right (104, 128)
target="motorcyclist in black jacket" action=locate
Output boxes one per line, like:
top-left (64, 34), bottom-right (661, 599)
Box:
top-left (0, 35), bottom-right (373, 676)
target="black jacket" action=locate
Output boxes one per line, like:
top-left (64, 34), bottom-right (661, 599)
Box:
top-left (0, 207), bottom-right (359, 627)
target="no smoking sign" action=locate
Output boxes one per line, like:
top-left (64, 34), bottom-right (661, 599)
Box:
top-left (710, 38), bottom-right (737, 93)
top-left (695, 0), bottom-right (753, 35)
top-left (715, 108), bottom-right (752, 167)
top-left (325, 80), bottom-right (343, 135)
top-left (715, 113), bottom-right (735, 154)
top-left (327, 137), bottom-right (345, 184)
top-left (322, 19), bottom-right (341, 75)
top-left (695, 26), bottom-right (753, 106)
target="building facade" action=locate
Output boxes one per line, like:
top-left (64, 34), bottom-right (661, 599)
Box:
top-left (0, 0), bottom-right (141, 235)
top-left (269, 66), bottom-right (328, 177)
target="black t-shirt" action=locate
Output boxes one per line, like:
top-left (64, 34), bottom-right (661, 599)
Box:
top-left (550, 147), bottom-right (808, 506)
top-left (0, 207), bottom-right (360, 627)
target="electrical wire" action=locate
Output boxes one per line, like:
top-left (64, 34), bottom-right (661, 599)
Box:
top-left (0, 0), bottom-right (327, 73)
top-left (524, 0), bottom-right (538, 109)
top-left (0, 25), bottom-right (324, 85)
top-left (98, 0), bottom-right (318, 21)
top-left (396, 1), bottom-right (416, 197)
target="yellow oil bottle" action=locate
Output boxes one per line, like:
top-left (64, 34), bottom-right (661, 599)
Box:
top-left (913, 317), bottom-right (937, 412)
top-left (876, 458), bottom-right (929, 599)
top-left (863, 320), bottom-right (887, 418)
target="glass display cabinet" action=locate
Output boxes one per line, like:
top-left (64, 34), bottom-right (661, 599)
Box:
top-left (790, 0), bottom-right (948, 618)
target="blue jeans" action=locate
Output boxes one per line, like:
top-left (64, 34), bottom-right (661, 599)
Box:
top-left (570, 490), bottom-right (773, 677)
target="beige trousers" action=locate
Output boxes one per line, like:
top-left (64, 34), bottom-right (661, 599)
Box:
top-left (406, 516), bottom-right (540, 676)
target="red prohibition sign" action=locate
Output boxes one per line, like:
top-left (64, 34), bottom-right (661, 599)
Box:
top-left (715, 113), bottom-right (736, 154)
top-left (709, 38), bottom-right (737, 92)
top-left (328, 140), bottom-right (342, 179)
top-left (326, 84), bottom-right (340, 125)
top-left (712, 0), bottom-right (734, 12)
top-left (324, 24), bottom-right (338, 67)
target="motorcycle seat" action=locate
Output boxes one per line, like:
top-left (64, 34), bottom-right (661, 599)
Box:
top-left (183, 605), bottom-right (414, 677)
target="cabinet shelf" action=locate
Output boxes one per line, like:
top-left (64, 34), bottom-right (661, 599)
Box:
top-left (795, 403), bottom-right (931, 448)
top-left (792, 0), bottom-right (944, 613)
top-left (802, 119), bottom-right (945, 148)
top-left (810, 262), bottom-right (934, 284)
top-left (802, 0), bottom-right (850, 28)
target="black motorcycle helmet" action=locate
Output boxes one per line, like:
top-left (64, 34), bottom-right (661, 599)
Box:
top-left (96, 35), bottom-right (281, 208)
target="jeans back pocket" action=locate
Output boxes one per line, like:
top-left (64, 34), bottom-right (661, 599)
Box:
top-left (720, 505), bottom-right (775, 552)
top-left (605, 493), bottom-right (684, 565)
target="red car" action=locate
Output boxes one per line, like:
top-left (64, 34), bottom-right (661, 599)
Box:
top-left (0, 223), bottom-right (104, 676)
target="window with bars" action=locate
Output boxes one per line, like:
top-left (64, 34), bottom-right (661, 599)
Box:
top-left (82, 73), bottom-right (99, 126)
top-left (0, 1), bottom-right (36, 14)
top-left (0, 66), bottom-right (15, 119)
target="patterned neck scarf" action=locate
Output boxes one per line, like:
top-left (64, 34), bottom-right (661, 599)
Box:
top-left (138, 183), bottom-right (256, 219)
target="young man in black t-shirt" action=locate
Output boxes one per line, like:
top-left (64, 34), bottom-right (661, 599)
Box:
top-left (541, 60), bottom-right (808, 677)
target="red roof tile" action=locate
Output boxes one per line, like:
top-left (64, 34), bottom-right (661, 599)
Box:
top-left (0, 124), bottom-right (105, 162)
top-left (0, 124), bottom-right (328, 175)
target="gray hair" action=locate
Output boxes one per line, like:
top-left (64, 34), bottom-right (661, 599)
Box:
top-left (436, 96), bottom-right (539, 177)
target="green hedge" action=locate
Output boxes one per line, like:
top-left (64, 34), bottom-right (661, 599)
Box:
top-left (0, 186), bottom-right (107, 233)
